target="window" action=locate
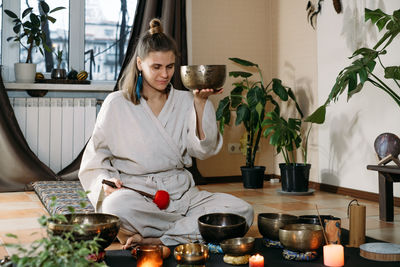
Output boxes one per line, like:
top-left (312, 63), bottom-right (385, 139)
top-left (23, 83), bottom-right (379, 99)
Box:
top-left (85, 0), bottom-right (137, 80)
top-left (1, 0), bottom-right (137, 81)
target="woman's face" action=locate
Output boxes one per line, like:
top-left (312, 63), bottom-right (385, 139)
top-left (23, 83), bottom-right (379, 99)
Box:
top-left (137, 50), bottom-right (175, 92)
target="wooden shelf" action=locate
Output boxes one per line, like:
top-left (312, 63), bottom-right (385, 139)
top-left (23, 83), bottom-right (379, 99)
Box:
top-left (4, 81), bottom-right (115, 92)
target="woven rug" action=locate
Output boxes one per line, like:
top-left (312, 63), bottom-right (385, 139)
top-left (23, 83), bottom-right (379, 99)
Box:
top-left (32, 180), bottom-right (94, 214)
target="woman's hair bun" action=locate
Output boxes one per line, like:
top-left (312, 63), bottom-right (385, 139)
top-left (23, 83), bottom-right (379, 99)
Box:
top-left (149, 18), bottom-right (163, 35)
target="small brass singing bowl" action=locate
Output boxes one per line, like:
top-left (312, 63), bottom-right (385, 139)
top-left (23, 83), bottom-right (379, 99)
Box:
top-left (257, 213), bottom-right (299, 241)
top-left (174, 243), bottom-right (209, 265)
top-left (279, 223), bottom-right (324, 252)
top-left (47, 213), bottom-right (121, 251)
top-left (220, 237), bottom-right (255, 256)
top-left (180, 65), bottom-right (226, 91)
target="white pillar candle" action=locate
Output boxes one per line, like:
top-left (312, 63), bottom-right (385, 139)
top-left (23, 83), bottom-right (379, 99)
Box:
top-left (323, 244), bottom-right (344, 266)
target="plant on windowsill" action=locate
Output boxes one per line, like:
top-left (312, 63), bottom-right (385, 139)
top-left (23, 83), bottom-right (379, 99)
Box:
top-left (51, 49), bottom-right (67, 79)
top-left (216, 57), bottom-right (303, 189)
top-left (4, 1), bottom-right (65, 83)
top-left (1, 192), bottom-right (114, 267)
top-left (305, 8), bottom-right (400, 124)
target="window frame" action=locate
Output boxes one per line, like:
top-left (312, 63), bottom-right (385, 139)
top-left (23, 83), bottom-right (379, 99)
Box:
top-left (1, 0), bottom-right (85, 82)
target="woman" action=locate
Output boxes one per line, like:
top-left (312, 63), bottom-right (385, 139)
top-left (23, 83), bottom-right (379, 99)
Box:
top-left (79, 19), bottom-right (253, 248)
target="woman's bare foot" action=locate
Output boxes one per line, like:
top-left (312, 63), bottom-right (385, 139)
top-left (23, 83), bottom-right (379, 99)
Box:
top-left (122, 234), bottom-right (162, 250)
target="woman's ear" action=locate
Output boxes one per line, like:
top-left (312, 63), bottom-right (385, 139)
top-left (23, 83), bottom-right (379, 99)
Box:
top-left (136, 57), bottom-right (142, 71)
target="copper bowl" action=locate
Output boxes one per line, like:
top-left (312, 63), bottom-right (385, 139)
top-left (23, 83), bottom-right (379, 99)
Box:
top-left (174, 243), bottom-right (209, 265)
top-left (279, 223), bottom-right (324, 252)
top-left (198, 213), bottom-right (247, 243)
top-left (220, 237), bottom-right (255, 256)
top-left (180, 65), bottom-right (226, 90)
top-left (47, 213), bottom-right (120, 250)
top-left (257, 213), bottom-right (299, 241)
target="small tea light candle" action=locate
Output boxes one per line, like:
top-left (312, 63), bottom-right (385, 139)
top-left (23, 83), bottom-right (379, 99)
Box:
top-left (323, 244), bottom-right (344, 266)
top-left (249, 254), bottom-right (264, 267)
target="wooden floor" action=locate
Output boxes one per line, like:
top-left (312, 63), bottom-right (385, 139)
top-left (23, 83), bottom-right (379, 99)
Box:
top-left (1, 181), bottom-right (400, 258)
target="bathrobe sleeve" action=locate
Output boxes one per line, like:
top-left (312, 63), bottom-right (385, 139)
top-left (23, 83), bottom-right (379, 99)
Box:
top-left (78, 95), bottom-right (121, 210)
top-left (186, 99), bottom-right (223, 160)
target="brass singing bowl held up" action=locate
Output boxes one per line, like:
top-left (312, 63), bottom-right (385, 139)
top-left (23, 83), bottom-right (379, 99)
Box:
top-left (174, 243), bottom-right (209, 265)
top-left (220, 237), bottom-right (255, 256)
top-left (279, 223), bottom-right (324, 252)
top-left (257, 213), bottom-right (299, 241)
top-left (198, 213), bottom-right (247, 243)
top-left (180, 65), bottom-right (226, 90)
top-left (47, 213), bottom-right (121, 251)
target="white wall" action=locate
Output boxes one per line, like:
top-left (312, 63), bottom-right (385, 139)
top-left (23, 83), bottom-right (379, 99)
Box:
top-left (317, 0), bottom-right (400, 197)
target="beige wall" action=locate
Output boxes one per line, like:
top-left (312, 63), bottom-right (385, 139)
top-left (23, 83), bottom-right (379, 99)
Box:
top-left (270, 0), bottom-right (319, 182)
top-left (189, 0), bottom-right (318, 179)
top-left (317, 0), bottom-right (400, 197)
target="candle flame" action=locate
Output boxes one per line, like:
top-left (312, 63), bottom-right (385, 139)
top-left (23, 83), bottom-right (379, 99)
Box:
top-left (251, 254), bottom-right (263, 260)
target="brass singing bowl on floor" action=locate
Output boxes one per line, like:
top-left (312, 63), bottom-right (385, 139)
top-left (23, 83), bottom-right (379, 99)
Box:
top-left (257, 213), bottom-right (299, 241)
top-left (180, 65), bottom-right (226, 90)
top-left (198, 213), bottom-right (247, 243)
top-left (220, 237), bottom-right (255, 256)
top-left (47, 213), bottom-right (121, 250)
top-left (174, 243), bottom-right (209, 265)
top-left (279, 223), bottom-right (324, 252)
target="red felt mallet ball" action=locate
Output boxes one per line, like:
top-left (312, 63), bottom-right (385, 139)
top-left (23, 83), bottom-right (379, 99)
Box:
top-left (153, 190), bottom-right (170, 210)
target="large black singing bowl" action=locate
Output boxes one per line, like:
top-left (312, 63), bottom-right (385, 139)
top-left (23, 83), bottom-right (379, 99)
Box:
top-left (198, 213), bottom-right (247, 243)
top-left (47, 213), bottom-right (121, 251)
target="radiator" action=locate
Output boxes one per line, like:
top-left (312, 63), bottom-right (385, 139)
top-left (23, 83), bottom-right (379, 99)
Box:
top-left (11, 97), bottom-right (97, 173)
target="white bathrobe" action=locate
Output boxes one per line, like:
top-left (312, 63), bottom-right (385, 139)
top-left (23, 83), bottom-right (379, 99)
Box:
top-left (79, 87), bottom-right (253, 245)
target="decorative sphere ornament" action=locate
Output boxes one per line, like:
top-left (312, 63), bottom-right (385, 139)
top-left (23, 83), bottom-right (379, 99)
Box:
top-left (374, 133), bottom-right (400, 159)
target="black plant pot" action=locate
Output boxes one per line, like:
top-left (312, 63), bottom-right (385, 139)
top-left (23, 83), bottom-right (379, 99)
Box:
top-left (279, 163), bottom-right (311, 192)
top-left (241, 166), bottom-right (266, 189)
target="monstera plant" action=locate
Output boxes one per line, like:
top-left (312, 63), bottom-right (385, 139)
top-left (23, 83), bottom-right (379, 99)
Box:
top-left (306, 8), bottom-right (400, 124)
top-left (262, 101), bottom-right (314, 192)
top-left (216, 57), bottom-right (302, 188)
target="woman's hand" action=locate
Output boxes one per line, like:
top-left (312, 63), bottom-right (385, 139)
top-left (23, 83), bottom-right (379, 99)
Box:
top-left (193, 88), bottom-right (224, 102)
top-left (103, 178), bottom-right (123, 196)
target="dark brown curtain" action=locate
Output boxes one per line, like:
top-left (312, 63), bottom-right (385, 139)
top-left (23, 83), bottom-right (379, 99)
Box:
top-left (0, 74), bottom-right (58, 192)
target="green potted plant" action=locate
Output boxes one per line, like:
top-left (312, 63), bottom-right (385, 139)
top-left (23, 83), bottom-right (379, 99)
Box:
top-left (216, 58), bottom-right (303, 188)
top-left (1, 194), bottom-right (110, 267)
top-left (306, 8), bottom-right (400, 124)
top-left (262, 107), bottom-right (313, 192)
top-left (51, 48), bottom-right (67, 79)
top-left (4, 1), bottom-right (65, 83)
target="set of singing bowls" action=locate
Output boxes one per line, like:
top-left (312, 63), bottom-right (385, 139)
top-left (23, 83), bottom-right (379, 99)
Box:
top-left (174, 243), bottom-right (209, 265)
top-left (257, 213), bottom-right (299, 241)
top-left (220, 237), bottom-right (255, 256)
top-left (47, 213), bottom-right (120, 250)
top-left (198, 213), bottom-right (247, 243)
top-left (279, 223), bottom-right (324, 252)
top-left (180, 65), bottom-right (226, 90)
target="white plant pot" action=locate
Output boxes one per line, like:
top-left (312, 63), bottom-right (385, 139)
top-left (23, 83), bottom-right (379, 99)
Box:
top-left (14, 63), bottom-right (36, 83)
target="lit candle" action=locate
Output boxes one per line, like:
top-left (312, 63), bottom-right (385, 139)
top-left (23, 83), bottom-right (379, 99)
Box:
top-left (249, 254), bottom-right (264, 267)
top-left (323, 244), bottom-right (344, 266)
